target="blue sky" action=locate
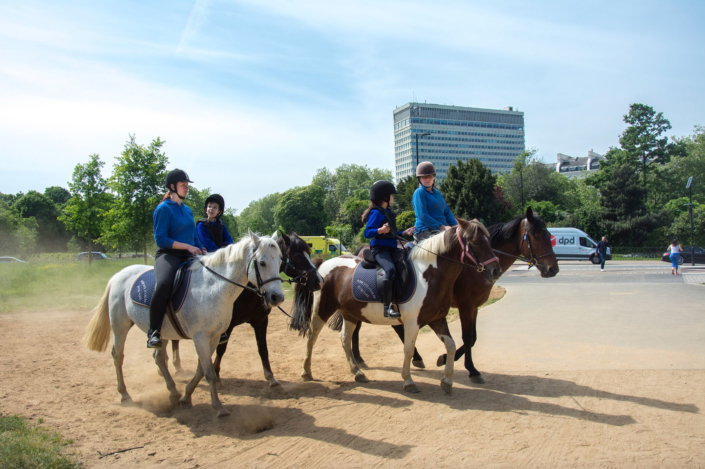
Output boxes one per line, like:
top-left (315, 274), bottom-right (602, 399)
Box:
top-left (1, 0), bottom-right (704, 212)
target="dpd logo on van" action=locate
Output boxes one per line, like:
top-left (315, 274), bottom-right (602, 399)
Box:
top-left (557, 237), bottom-right (575, 245)
top-left (550, 235), bottom-right (556, 247)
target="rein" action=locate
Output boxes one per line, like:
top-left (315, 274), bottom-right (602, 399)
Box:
top-left (492, 218), bottom-right (553, 269)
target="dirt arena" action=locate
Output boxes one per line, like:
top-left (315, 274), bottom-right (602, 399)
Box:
top-left (1, 289), bottom-right (704, 468)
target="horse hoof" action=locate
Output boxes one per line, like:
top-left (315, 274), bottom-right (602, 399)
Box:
top-left (301, 372), bottom-right (313, 382)
top-left (217, 407), bottom-right (231, 418)
top-left (441, 379), bottom-right (453, 395)
top-left (269, 379), bottom-right (281, 388)
top-left (404, 383), bottom-right (421, 393)
top-left (436, 355), bottom-right (446, 367)
top-left (169, 394), bottom-right (182, 406)
top-left (354, 372), bottom-right (369, 383)
top-left (179, 397), bottom-right (193, 408)
top-left (413, 359), bottom-right (426, 369)
top-left (469, 374), bottom-right (485, 384)
top-left (120, 395), bottom-right (133, 404)
top-left (357, 360), bottom-right (369, 370)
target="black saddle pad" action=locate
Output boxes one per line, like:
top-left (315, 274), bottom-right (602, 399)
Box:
top-left (130, 265), bottom-right (192, 313)
top-left (352, 247), bottom-right (416, 303)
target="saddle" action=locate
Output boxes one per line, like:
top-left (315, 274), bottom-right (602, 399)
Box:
top-left (130, 260), bottom-right (193, 339)
top-left (352, 244), bottom-right (416, 304)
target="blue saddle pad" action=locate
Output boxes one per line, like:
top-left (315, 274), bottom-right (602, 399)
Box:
top-left (352, 261), bottom-right (416, 304)
top-left (130, 268), bottom-right (191, 313)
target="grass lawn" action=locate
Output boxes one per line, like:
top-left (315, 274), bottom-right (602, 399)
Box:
top-left (0, 414), bottom-right (82, 468)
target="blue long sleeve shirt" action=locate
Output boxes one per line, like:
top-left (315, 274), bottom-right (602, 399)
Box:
top-left (364, 208), bottom-right (402, 248)
top-left (153, 200), bottom-right (204, 250)
top-left (412, 187), bottom-right (458, 233)
top-left (197, 220), bottom-right (234, 252)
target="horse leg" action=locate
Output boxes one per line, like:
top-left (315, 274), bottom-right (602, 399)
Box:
top-left (428, 318), bottom-right (456, 395)
top-left (301, 312), bottom-right (326, 381)
top-left (351, 321), bottom-right (368, 369)
top-left (341, 318), bottom-right (368, 383)
top-left (401, 321), bottom-right (421, 393)
top-left (153, 340), bottom-right (181, 405)
top-left (111, 328), bottom-right (132, 404)
top-left (171, 340), bottom-right (184, 374)
top-left (392, 324), bottom-right (425, 368)
top-left (182, 333), bottom-right (229, 417)
top-left (214, 302), bottom-right (240, 382)
top-left (461, 306), bottom-right (484, 383)
top-left (251, 316), bottom-right (279, 387)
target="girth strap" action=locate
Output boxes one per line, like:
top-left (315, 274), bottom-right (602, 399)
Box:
top-left (166, 301), bottom-right (190, 339)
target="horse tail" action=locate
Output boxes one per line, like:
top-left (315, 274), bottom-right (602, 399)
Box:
top-left (289, 257), bottom-right (324, 337)
top-left (328, 311), bottom-right (344, 331)
top-left (83, 279), bottom-right (113, 352)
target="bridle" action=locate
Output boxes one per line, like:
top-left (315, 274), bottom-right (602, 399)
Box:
top-left (492, 218), bottom-right (554, 269)
top-left (280, 248), bottom-right (317, 287)
top-left (456, 226), bottom-right (500, 273)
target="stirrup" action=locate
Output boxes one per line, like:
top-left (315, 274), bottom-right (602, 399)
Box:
top-left (219, 332), bottom-right (229, 345)
top-left (147, 329), bottom-right (162, 349)
top-left (385, 303), bottom-right (401, 319)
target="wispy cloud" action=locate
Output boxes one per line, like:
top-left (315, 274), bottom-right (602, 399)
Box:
top-left (177, 0), bottom-right (213, 52)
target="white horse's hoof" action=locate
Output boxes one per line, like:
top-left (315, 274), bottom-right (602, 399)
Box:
top-left (217, 407), bottom-right (231, 417)
top-left (441, 378), bottom-right (453, 395)
top-left (354, 372), bottom-right (369, 383)
top-left (301, 372), bottom-right (313, 382)
top-left (120, 394), bottom-right (133, 404)
top-left (268, 379), bottom-right (281, 388)
top-left (404, 383), bottom-right (421, 393)
top-left (357, 360), bottom-right (369, 370)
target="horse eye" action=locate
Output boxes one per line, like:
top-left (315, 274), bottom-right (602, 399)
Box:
top-left (259, 261), bottom-right (266, 267)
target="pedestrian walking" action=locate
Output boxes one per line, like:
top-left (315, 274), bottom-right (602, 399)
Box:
top-left (596, 236), bottom-right (609, 272)
top-left (667, 239), bottom-right (683, 275)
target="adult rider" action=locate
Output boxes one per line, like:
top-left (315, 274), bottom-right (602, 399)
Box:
top-left (412, 161), bottom-right (458, 242)
top-left (147, 169), bottom-right (206, 349)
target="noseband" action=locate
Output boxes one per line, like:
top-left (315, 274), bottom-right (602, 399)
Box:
top-left (281, 250), bottom-right (317, 286)
top-left (456, 226), bottom-right (500, 272)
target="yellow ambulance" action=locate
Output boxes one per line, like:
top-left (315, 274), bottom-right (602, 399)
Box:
top-left (300, 236), bottom-right (352, 256)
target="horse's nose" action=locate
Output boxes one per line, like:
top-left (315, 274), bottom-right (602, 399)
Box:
top-left (269, 291), bottom-right (285, 305)
top-left (545, 265), bottom-right (558, 277)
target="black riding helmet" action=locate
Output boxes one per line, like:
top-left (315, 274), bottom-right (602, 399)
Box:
top-left (370, 180), bottom-right (397, 203)
top-left (165, 169), bottom-right (194, 200)
top-left (204, 194), bottom-right (225, 219)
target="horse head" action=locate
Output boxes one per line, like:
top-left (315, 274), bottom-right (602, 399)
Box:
top-left (521, 206), bottom-right (559, 278)
top-left (247, 229), bottom-right (286, 307)
top-left (273, 230), bottom-right (323, 292)
top-left (455, 218), bottom-right (502, 282)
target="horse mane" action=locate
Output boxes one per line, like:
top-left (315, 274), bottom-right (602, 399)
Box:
top-left (488, 213), bottom-right (547, 244)
top-left (193, 234), bottom-right (281, 270)
top-left (289, 231), bottom-right (311, 255)
top-left (409, 218), bottom-right (489, 262)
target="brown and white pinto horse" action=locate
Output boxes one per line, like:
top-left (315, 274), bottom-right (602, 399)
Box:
top-left (290, 218), bottom-right (501, 394)
top-left (346, 207), bottom-right (559, 383)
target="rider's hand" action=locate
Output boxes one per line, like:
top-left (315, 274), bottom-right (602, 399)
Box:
top-left (187, 245), bottom-right (202, 256)
top-left (377, 223), bottom-right (391, 235)
top-left (403, 227), bottom-right (415, 237)
top-left (439, 225), bottom-right (449, 231)
top-left (201, 248), bottom-right (207, 255)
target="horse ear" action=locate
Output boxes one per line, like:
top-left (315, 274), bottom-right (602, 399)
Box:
top-left (248, 228), bottom-right (261, 248)
top-left (279, 230), bottom-right (291, 245)
top-left (525, 206), bottom-right (534, 220)
top-left (271, 230), bottom-right (279, 242)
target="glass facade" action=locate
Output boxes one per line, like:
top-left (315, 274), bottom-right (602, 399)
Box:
top-left (393, 103), bottom-right (525, 182)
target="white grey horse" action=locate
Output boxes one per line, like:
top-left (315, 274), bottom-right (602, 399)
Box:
top-left (83, 230), bottom-right (285, 417)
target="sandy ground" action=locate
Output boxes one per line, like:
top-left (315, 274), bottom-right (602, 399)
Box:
top-left (1, 284), bottom-right (704, 468)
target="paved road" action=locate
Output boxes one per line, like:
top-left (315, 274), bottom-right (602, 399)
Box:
top-left (444, 260), bottom-right (705, 372)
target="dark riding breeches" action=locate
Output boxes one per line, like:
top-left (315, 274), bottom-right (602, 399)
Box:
top-left (149, 250), bottom-right (190, 331)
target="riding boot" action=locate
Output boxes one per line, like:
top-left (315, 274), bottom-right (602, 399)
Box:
top-left (219, 332), bottom-right (229, 344)
top-left (382, 279), bottom-right (400, 319)
top-left (147, 329), bottom-right (162, 349)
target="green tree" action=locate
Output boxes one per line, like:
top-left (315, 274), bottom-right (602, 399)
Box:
top-left (499, 149), bottom-right (569, 213)
top-left (44, 186), bottom-right (71, 206)
top-left (0, 201), bottom-right (38, 258)
top-left (238, 193), bottom-right (281, 235)
top-left (103, 135), bottom-right (168, 264)
top-left (14, 190), bottom-right (69, 252)
top-left (601, 164), bottom-right (646, 220)
top-left (619, 103), bottom-right (672, 201)
top-left (394, 176), bottom-right (417, 213)
top-left (325, 223), bottom-right (354, 254)
top-left (440, 158), bottom-right (501, 224)
top-left (311, 164), bottom-right (393, 223)
top-left (275, 185), bottom-right (328, 235)
top-left (668, 205), bottom-right (705, 247)
top-left (59, 155), bottom-right (110, 266)
top-left (662, 126), bottom-right (705, 203)
top-left (340, 189), bottom-right (370, 234)
top-left (396, 210), bottom-right (416, 234)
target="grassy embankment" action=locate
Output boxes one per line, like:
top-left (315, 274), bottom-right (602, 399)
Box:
top-left (0, 258), bottom-right (297, 314)
top-left (0, 413), bottom-right (82, 468)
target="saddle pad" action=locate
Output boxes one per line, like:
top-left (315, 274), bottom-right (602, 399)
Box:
top-left (352, 262), bottom-right (416, 304)
top-left (130, 268), bottom-right (191, 313)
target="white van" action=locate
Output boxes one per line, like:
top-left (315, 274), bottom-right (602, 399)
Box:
top-left (547, 228), bottom-right (611, 264)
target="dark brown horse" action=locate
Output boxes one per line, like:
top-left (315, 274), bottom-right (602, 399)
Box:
top-left (169, 231), bottom-right (323, 387)
top-left (290, 218), bottom-right (501, 394)
top-left (341, 207), bottom-right (559, 383)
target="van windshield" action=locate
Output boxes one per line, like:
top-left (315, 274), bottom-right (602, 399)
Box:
top-left (580, 237), bottom-right (596, 248)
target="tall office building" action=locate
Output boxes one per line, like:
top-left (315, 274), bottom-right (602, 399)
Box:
top-left (393, 102), bottom-right (525, 181)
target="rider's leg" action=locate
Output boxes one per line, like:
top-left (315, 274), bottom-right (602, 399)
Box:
top-left (373, 248), bottom-right (398, 318)
top-left (148, 252), bottom-right (183, 348)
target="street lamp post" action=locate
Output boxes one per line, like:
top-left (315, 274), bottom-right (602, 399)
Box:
top-left (415, 132), bottom-right (431, 187)
top-left (686, 176), bottom-right (694, 266)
